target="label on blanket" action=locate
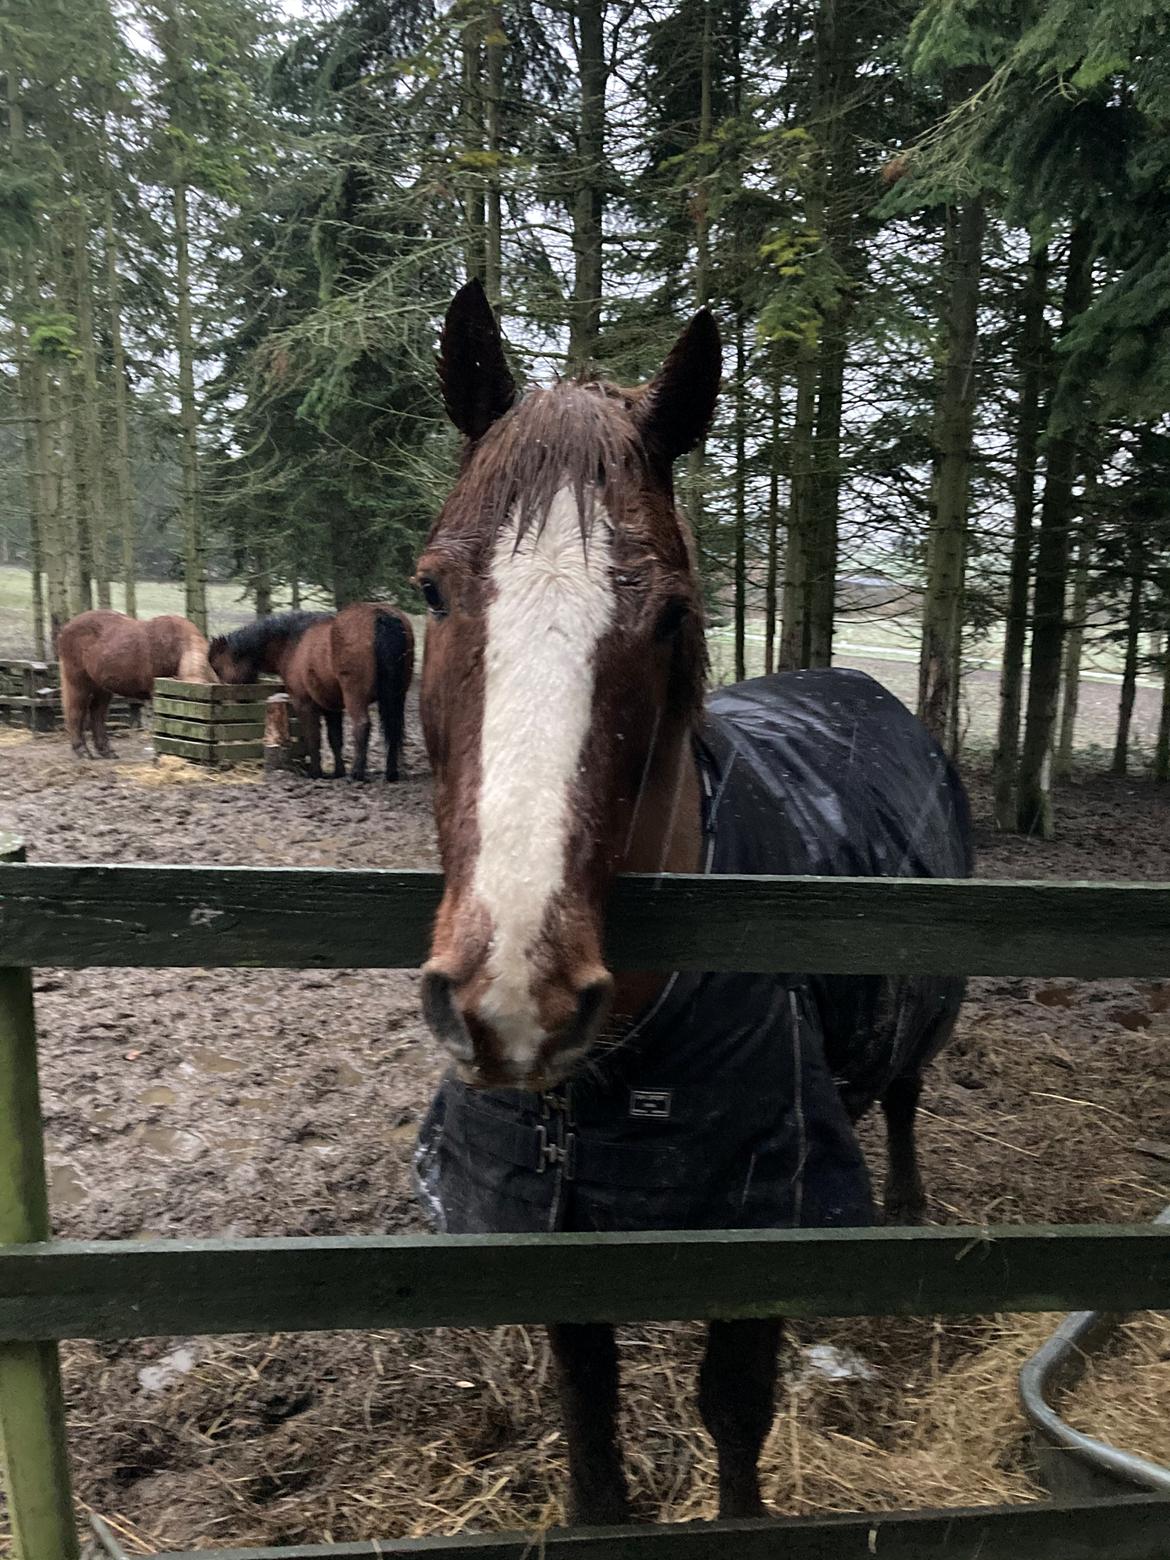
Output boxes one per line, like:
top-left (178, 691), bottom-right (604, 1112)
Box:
top-left (628, 1089), bottom-right (672, 1120)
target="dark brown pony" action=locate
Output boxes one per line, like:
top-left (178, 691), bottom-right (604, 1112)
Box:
top-left (58, 610), bottom-right (215, 759)
top-left (414, 281), bottom-right (971, 1526)
top-left (209, 602), bottom-right (414, 780)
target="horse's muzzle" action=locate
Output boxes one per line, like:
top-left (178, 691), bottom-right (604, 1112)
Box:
top-left (419, 964), bottom-right (613, 1090)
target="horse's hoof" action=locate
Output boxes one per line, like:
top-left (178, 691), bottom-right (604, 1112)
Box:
top-left (882, 1200), bottom-right (927, 1227)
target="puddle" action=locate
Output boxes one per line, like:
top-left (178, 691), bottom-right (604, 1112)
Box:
top-left (236, 1094), bottom-right (273, 1115)
top-left (138, 1345), bottom-right (199, 1394)
top-left (1109, 1006), bottom-right (1151, 1032)
top-left (388, 1123), bottom-right (416, 1145)
top-left (135, 1125), bottom-right (205, 1160)
top-left (141, 1085), bottom-right (177, 1108)
top-left (48, 1163), bottom-right (87, 1209)
top-left (184, 1046), bottom-right (244, 1075)
top-left (1033, 984), bottom-right (1077, 1009)
top-left (91, 1107), bottom-right (116, 1126)
top-left (336, 1060), bottom-right (364, 1087)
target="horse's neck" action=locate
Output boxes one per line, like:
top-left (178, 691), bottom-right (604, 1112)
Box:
top-left (610, 718), bottom-right (703, 1025)
top-left (268, 638), bottom-right (295, 677)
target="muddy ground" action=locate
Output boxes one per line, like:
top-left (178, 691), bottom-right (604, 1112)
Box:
top-left (0, 696), bottom-right (1168, 1552)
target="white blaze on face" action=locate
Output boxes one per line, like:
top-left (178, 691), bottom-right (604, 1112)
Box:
top-left (472, 486), bottom-right (615, 1066)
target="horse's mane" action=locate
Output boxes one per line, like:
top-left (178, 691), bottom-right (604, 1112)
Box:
top-left (440, 380), bottom-right (644, 546)
top-left (213, 610), bottom-right (333, 658)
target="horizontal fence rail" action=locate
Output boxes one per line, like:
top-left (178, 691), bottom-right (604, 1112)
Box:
top-left (3, 852), bottom-right (1170, 1558)
top-left (0, 1226), bottom-right (1167, 1340)
top-left (152, 1495), bottom-right (1170, 1560)
top-left (7, 863), bottom-right (1170, 974)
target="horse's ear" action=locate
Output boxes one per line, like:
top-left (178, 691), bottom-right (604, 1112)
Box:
top-left (438, 279), bottom-right (518, 442)
top-left (635, 310), bottom-right (722, 467)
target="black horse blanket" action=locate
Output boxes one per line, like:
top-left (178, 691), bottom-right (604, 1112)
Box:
top-left (415, 668), bottom-right (972, 1236)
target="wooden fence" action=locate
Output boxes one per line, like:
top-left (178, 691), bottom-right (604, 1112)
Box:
top-left (0, 840), bottom-right (1168, 1559)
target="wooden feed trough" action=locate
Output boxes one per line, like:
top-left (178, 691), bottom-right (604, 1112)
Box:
top-left (152, 677), bottom-right (291, 765)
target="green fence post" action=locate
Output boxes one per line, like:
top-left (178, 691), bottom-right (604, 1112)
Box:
top-left (0, 834), bottom-right (80, 1560)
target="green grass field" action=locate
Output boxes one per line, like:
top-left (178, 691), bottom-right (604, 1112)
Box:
top-left (1, 564), bottom-right (1160, 758)
top-left (0, 567), bottom-right (330, 658)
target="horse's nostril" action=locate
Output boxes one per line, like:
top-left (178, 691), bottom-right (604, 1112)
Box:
top-left (420, 966), bottom-right (475, 1062)
top-left (572, 975), bottom-right (614, 1047)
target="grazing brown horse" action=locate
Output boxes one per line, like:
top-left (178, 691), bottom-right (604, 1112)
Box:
top-left (413, 281), bottom-right (972, 1525)
top-left (208, 602), bottom-right (414, 780)
top-left (58, 610), bottom-right (215, 759)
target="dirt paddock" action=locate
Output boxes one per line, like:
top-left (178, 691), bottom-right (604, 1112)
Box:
top-left (0, 704), bottom-right (1168, 1552)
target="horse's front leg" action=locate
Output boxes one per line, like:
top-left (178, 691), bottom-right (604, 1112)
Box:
top-left (548, 1322), bottom-right (632, 1525)
top-left (698, 1318), bottom-right (781, 1519)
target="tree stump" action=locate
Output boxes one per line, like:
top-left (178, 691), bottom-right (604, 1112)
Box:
top-left (264, 694), bottom-right (297, 773)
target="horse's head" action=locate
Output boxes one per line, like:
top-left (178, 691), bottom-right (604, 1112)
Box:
top-left (417, 280), bottom-right (721, 1090)
top-left (207, 636), bottom-right (256, 684)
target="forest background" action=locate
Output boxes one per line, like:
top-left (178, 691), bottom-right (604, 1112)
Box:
top-left (3, 0), bottom-right (1170, 836)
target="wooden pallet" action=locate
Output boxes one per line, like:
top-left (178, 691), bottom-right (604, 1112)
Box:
top-left (0, 660), bottom-right (138, 731)
top-left (151, 677), bottom-right (292, 766)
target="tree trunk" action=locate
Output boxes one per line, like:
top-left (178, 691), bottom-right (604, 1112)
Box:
top-left (252, 547), bottom-right (274, 617)
top-left (684, 0), bottom-right (714, 567)
top-left (1016, 226), bottom-right (1094, 837)
top-left (5, 67), bottom-right (47, 656)
top-left (733, 313), bottom-right (747, 681)
top-left (779, 342), bottom-right (817, 670)
top-left (72, 196), bottom-right (111, 609)
top-left (802, 0), bottom-right (858, 672)
top-left (102, 151), bottom-right (136, 617)
top-left (566, 0), bottom-right (606, 370)
top-left (34, 359), bottom-right (68, 642)
top-left (992, 246), bottom-right (1049, 828)
top-left (764, 356), bottom-right (782, 675)
top-left (918, 198), bottom-right (985, 750)
top-left (460, 3), bottom-right (486, 285)
top-left (173, 175), bottom-right (208, 633)
top-left (1055, 506), bottom-right (1093, 778)
top-left (807, 312), bottom-right (845, 668)
top-left (13, 312), bottom-right (47, 658)
top-left (1111, 534), bottom-right (1144, 777)
top-left (1154, 632), bottom-right (1170, 783)
top-left (485, 4), bottom-right (504, 315)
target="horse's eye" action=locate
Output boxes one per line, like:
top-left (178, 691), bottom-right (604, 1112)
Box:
top-left (419, 578), bottom-right (447, 617)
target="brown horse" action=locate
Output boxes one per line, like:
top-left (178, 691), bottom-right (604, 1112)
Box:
top-left (208, 602), bottom-right (414, 781)
top-left (58, 610), bottom-right (215, 759)
top-left (413, 281), bottom-right (972, 1525)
